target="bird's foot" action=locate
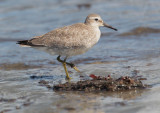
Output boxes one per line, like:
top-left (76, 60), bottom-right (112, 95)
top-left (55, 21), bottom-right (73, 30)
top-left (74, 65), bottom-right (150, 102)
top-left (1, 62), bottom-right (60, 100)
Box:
top-left (57, 55), bottom-right (81, 80)
top-left (65, 76), bottom-right (72, 80)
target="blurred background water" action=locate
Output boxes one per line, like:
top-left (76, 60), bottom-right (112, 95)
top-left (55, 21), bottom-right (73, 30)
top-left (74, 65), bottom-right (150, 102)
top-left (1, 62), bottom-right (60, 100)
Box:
top-left (0, 0), bottom-right (160, 113)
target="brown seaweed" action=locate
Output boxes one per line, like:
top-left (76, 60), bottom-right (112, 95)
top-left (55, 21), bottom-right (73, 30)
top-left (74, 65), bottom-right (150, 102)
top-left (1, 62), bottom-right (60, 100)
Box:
top-left (39, 74), bottom-right (149, 92)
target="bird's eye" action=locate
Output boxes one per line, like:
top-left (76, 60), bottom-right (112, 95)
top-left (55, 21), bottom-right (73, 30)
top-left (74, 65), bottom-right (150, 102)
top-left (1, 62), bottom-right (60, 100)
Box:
top-left (95, 18), bottom-right (98, 21)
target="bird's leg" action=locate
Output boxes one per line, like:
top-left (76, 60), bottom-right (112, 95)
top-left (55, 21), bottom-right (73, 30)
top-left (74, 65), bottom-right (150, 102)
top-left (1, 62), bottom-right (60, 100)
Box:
top-left (57, 55), bottom-right (71, 80)
top-left (66, 62), bottom-right (80, 72)
top-left (62, 61), bottom-right (71, 80)
top-left (57, 55), bottom-right (64, 63)
top-left (57, 55), bottom-right (80, 72)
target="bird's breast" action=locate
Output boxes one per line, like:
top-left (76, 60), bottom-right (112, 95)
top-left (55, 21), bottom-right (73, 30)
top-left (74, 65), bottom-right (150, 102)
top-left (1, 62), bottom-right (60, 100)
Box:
top-left (86, 27), bottom-right (101, 48)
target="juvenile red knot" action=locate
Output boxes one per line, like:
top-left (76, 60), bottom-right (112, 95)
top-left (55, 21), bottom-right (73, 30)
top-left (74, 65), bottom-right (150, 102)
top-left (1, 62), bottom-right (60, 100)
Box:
top-left (17, 13), bottom-right (117, 80)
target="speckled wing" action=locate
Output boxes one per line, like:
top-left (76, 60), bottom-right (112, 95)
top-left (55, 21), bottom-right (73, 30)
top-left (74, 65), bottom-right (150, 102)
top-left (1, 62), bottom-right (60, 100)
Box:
top-left (30, 23), bottom-right (96, 48)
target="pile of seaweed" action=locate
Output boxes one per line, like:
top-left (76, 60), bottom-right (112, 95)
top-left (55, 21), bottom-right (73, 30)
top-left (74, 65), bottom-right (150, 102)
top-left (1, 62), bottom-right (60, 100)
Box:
top-left (39, 74), bottom-right (149, 92)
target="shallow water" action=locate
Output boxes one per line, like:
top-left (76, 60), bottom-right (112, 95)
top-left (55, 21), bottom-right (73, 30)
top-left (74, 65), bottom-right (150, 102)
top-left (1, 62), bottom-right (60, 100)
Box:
top-left (1, 0), bottom-right (160, 113)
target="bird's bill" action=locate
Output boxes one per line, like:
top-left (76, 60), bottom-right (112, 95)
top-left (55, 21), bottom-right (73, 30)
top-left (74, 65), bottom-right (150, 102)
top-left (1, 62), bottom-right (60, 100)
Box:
top-left (103, 23), bottom-right (117, 31)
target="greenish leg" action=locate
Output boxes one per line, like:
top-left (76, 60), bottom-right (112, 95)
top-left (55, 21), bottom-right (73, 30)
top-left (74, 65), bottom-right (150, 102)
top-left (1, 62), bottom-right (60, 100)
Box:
top-left (57, 55), bottom-right (72, 80)
top-left (62, 62), bottom-right (71, 80)
top-left (57, 55), bottom-right (80, 72)
top-left (66, 62), bottom-right (80, 72)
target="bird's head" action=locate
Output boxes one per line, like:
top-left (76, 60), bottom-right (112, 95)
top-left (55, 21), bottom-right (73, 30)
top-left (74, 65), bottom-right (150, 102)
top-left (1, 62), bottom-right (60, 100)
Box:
top-left (85, 14), bottom-right (117, 31)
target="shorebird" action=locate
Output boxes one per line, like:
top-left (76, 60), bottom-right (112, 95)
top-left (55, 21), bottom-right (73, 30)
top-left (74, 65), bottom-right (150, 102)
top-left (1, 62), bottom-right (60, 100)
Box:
top-left (17, 14), bottom-right (117, 80)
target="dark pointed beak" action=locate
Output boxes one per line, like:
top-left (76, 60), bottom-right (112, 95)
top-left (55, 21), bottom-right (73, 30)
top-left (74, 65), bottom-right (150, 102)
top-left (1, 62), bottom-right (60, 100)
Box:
top-left (103, 23), bottom-right (118, 31)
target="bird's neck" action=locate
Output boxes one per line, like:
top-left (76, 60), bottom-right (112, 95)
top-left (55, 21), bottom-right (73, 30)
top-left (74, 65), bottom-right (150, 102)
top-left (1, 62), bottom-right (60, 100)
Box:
top-left (84, 21), bottom-right (100, 28)
top-left (89, 26), bottom-right (101, 47)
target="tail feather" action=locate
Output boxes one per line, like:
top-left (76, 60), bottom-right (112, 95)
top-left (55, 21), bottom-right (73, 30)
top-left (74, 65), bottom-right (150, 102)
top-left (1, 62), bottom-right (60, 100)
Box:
top-left (17, 39), bottom-right (45, 47)
top-left (17, 40), bottom-right (29, 45)
top-left (17, 40), bottom-right (31, 47)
